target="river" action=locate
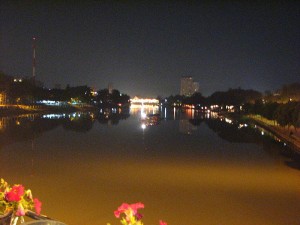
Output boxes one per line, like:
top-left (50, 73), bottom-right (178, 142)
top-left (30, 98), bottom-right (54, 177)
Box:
top-left (1, 107), bottom-right (300, 225)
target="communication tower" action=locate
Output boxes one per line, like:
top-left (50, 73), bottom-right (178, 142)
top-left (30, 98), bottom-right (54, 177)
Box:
top-left (32, 37), bottom-right (36, 80)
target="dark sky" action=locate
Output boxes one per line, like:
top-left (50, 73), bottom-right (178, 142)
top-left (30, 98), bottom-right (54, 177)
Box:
top-left (1, 1), bottom-right (299, 97)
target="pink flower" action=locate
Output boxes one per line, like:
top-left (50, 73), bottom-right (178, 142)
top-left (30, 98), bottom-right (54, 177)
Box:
top-left (15, 203), bottom-right (25, 216)
top-left (33, 198), bottom-right (42, 215)
top-left (135, 213), bottom-right (143, 221)
top-left (114, 202), bottom-right (144, 221)
top-left (114, 203), bottom-right (130, 218)
top-left (5, 185), bottom-right (25, 202)
top-left (130, 202), bottom-right (144, 214)
top-left (159, 220), bottom-right (168, 225)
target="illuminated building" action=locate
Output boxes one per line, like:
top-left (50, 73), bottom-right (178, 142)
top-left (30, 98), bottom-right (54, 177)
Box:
top-left (130, 96), bottom-right (159, 107)
top-left (180, 76), bottom-right (199, 96)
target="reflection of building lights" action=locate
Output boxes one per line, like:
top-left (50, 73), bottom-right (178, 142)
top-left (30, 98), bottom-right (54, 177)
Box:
top-left (173, 107), bottom-right (176, 120)
top-left (16, 121), bottom-right (20, 125)
top-left (141, 123), bottom-right (146, 129)
top-left (0, 121), bottom-right (3, 131)
top-left (42, 114), bottom-right (67, 119)
top-left (130, 104), bottom-right (159, 109)
top-left (261, 131), bottom-right (264, 135)
top-left (164, 107), bottom-right (167, 119)
top-left (141, 112), bottom-right (147, 119)
top-left (36, 100), bottom-right (64, 106)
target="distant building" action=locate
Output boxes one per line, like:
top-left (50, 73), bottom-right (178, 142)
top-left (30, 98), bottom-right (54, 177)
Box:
top-left (193, 81), bottom-right (199, 93)
top-left (180, 76), bottom-right (199, 96)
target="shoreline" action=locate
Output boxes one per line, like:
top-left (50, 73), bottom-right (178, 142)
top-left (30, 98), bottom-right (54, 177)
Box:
top-left (245, 115), bottom-right (300, 154)
top-left (2, 106), bottom-right (300, 154)
top-left (218, 112), bottom-right (300, 154)
top-left (0, 104), bottom-right (97, 117)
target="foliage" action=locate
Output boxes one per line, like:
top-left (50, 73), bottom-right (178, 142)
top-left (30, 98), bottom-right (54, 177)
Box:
top-left (278, 83), bottom-right (300, 102)
top-left (264, 82), bottom-right (300, 103)
top-left (183, 92), bottom-right (205, 106)
top-left (7, 78), bottom-right (36, 104)
top-left (0, 72), bottom-right (13, 91)
top-left (274, 101), bottom-right (300, 129)
top-left (0, 178), bottom-right (42, 224)
top-left (164, 95), bottom-right (184, 106)
top-left (66, 85), bottom-right (92, 103)
top-left (245, 100), bottom-right (300, 130)
top-left (96, 89), bottom-right (130, 106)
top-left (207, 88), bottom-right (262, 106)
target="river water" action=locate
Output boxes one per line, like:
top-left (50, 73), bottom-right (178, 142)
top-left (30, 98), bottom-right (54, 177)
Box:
top-left (1, 107), bottom-right (300, 225)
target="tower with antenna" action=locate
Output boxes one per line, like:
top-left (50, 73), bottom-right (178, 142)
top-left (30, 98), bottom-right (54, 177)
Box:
top-left (32, 37), bottom-right (36, 82)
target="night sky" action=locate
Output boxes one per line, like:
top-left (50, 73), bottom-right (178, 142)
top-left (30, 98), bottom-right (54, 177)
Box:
top-left (1, 1), bottom-right (299, 98)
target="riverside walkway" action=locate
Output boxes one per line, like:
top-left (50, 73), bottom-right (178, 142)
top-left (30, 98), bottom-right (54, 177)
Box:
top-left (248, 115), bottom-right (300, 154)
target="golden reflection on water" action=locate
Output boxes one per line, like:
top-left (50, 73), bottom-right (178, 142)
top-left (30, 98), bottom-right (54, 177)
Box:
top-left (2, 154), bottom-right (300, 225)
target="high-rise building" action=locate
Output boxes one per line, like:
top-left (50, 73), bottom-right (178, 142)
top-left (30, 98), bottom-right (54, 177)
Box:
top-left (180, 76), bottom-right (199, 96)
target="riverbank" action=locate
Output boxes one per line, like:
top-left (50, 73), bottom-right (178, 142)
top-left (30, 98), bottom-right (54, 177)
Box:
top-left (0, 104), bottom-right (97, 117)
top-left (246, 114), bottom-right (300, 154)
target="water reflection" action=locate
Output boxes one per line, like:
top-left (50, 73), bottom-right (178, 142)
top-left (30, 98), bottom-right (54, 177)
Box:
top-left (205, 118), bottom-right (259, 143)
top-left (62, 113), bottom-right (95, 132)
top-left (98, 108), bottom-right (130, 125)
top-left (0, 108), bottom-right (130, 149)
top-left (1, 108), bottom-right (300, 225)
top-left (1, 107), bottom-right (298, 164)
top-left (0, 108), bottom-right (296, 149)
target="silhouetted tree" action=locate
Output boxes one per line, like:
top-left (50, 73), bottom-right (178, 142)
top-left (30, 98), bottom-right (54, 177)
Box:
top-left (207, 88), bottom-right (261, 106)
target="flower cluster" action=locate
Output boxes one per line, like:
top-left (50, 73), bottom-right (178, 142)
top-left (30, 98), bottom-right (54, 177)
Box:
top-left (0, 178), bottom-right (42, 221)
top-left (109, 202), bottom-right (167, 225)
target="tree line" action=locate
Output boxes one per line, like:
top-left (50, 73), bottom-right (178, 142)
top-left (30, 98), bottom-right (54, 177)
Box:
top-left (161, 83), bottom-right (300, 130)
top-left (1, 71), bottom-right (299, 128)
top-left (244, 101), bottom-right (300, 130)
top-left (162, 88), bottom-right (263, 108)
top-left (0, 71), bottom-right (130, 106)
